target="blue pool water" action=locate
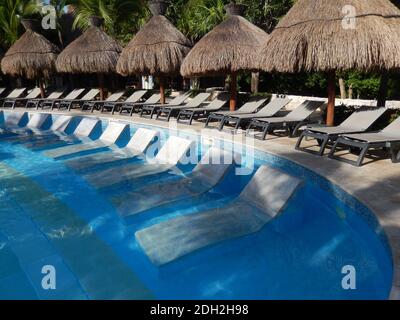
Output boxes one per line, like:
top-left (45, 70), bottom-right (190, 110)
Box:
top-left (0, 114), bottom-right (393, 300)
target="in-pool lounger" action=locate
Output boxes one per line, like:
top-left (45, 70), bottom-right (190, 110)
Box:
top-left (81, 91), bottom-right (126, 112)
top-left (84, 136), bottom-right (194, 189)
top-left (119, 93), bottom-right (162, 116)
top-left (246, 100), bottom-right (326, 140)
top-left (44, 121), bottom-right (130, 159)
top-left (102, 90), bottom-right (147, 114)
top-left (219, 97), bottom-right (292, 132)
top-left (155, 92), bottom-right (212, 122)
top-left (177, 93), bottom-right (230, 125)
top-left (65, 128), bottom-right (159, 171)
top-left (40, 89), bottom-right (85, 110)
top-left (135, 165), bottom-right (302, 266)
top-left (9, 113), bottom-right (51, 135)
top-left (140, 92), bottom-right (191, 119)
top-left (113, 147), bottom-right (240, 217)
top-left (1, 111), bottom-right (28, 129)
top-left (296, 106), bottom-right (387, 156)
top-left (1, 88), bottom-right (28, 108)
top-left (205, 96), bottom-right (269, 129)
top-left (328, 116), bottom-right (400, 166)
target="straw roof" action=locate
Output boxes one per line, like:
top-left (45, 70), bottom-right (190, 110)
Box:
top-left (56, 18), bottom-right (122, 74)
top-left (180, 14), bottom-right (269, 77)
top-left (117, 15), bottom-right (192, 76)
top-left (1, 22), bottom-right (59, 79)
top-left (259, 0), bottom-right (400, 73)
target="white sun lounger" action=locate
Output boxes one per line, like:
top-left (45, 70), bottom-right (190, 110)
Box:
top-left (44, 121), bottom-right (130, 158)
top-left (65, 128), bottom-right (159, 171)
top-left (84, 136), bottom-right (194, 189)
top-left (135, 165), bottom-right (302, 266)
top-left (113, 147), bottom-right (240, 217)
top-left (102, 90), bottom-right (148, 114)
top-left (26, 89), bottom-right (66, 109)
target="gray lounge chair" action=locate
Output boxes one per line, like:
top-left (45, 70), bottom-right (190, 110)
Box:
top-left (44, 121), bottom-right (130, 159)
top-left (8, 88), bottom-right (43, 109)
top-left (156, 92), bottom-right (212, 122)
top-left (1, 88), bottom-right (28, 108)
top-left (113, 147), bottom-right (240, 217)
top-left (0, 88), bottom-right (6, 97)
top-left (53, 89), bottom-right (100, 111)
top-left (65, 128), bottom-right (159, 171)
top-left (205, 96), bottom-right (269, 129)
top-left (296, 106), bottom-right (387, 156)
top-left (40, 89), bottom-right (85, 110)
top-left (219, 97), bottom-right (292, 132)
top-left (119, 93), bottom-right (161, 116)
top-left (177, 93), bottom-right (230, 125)
top-left (135, 165), bottom-right (302, 266)
top-left (101, 90), bottom-right (147, 114)
top-left (328, 116), bottom-right (400, 166)
top-left (140, 92), bottom-right (192, 119)
top-left (84, 136), bottom-right (194, 189)
top-left (26, 89), bottom-right (66, 109)
top-left (246, 100), bottom-right (325, 140)
top-left (81, 91), bottom-right (126, 112)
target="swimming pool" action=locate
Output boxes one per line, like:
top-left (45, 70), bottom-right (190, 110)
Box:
top-left (0, 111), bottom-right (393, 300)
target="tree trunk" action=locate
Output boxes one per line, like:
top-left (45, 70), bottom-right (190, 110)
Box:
top-left (326, 70), bottom-right (336, 126)
top-left (348, 84), bottom-right (353, 99)
top-left (230, 72), bottom-right (237, 111)
top-left (98, 73), bottom-right (106, 100)
top-left (339, 78), bottom-right (346, 99)
top-left (159, 76), bottom-right (166, 105)
top-left (251, 72), bottom-right (259, 94)
top-left (39, 79), bottom-right (45, 98)
top-left (377, 72), bottom-right (389, 107)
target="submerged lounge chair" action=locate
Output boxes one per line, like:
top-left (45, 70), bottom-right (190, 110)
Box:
top-left (44, 121), bottom-right (130, 159)
top-left (1, 88), bottom-right (27, 108)
top-left (65, 128), bottom-right (159, 171)
top-left (113, 147), bottom-right (240, 217)
top-left (40, 89), bottom-right (85, 110)
top-left (119, 93), bottom-right (161, 116)
top-left (205, 96), bottom-right (269, 129)
top-left (140, 92), bottom-right (192, 119)
top-left (25, 89), bottom-right (66, 109)
top-left (135, 165), bottom-right (302, 266)
top-left (53, 89), bottom-right (100, 111)
top-left (177, 93), bottom-right (230, 125)
top-left (156, 92), bottom-right (212, 122)
top-left (328, 116), bottom-right (400, 166)
top-left (102, 90), bottom-right (147, 114)
top-left (246, 100), bottom-right (325, 140)
top-left (84, 136), bottom-right (194, 189)
top-left (81, 91), bottom-right (126, 112)
top-left (296, 106), bottom-right (387, 156)
top-left (219, 97), bottom-right (292, 132)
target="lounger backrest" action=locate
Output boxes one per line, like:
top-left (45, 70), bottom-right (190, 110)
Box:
top-left (204, 93), bottom-right (230, 109)
top-left (46, 90), bottom-right (65, 100)
top-left (125, 90), bottom-right (147, 103)
top-left (256, 98), bottom-right (291, 117)
top-left (382, 115), bottom-right (400, 137)
top-left (0, 88), bottom-right (6, 96)
top-left (239, 166), bottom-right (302, 219)
top-left (168, 92), bottom-right (191, 105)
top-left (73, 118), bottom-right (101, 137)
top-left (144, 94), bottom-right (161, 104)
top-left (192, 147), bottom-right (241, 187)
top-left (127, 128), bottom-right (159, 153)
top-left (238, 97), bottom-right (269, 113)
top-left (64, 88), bottom-right (85, 100)
top-left (50, 115), bottom-right (75, 132)
top-left (340, 106), bottom-right (387, 131)
top-left (99, 121), bottom-right (129, 143)
top-left (286, 100), bottom-right (325, 120)
top-left (155, 136), bottom-right (194, 165)
top-left (7, 88), bottom-right (26, 98)
top-left (81, 89), bottom-right (100, 101)
top-left (105, 91), bottom-right (125, 102)
top-left (25, 88), bottom-right (42, 99)
top-left (27, 113), bottom-right (50, 128)
top-left (184, 93), bottom-right (211, 108)
top-left (5, 112), bottom-right (27, 126)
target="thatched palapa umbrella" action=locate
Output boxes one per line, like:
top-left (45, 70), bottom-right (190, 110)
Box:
top-left (259, 0), bottom-right (400, 126)
top-left (117, 0), bottom-right (192, 104)
top-left (56, 16), bottom-right (122, 100)
top-left (181, 3), bottom-right (269, 111)
top-left (1, 19), bottom-right (59, 98)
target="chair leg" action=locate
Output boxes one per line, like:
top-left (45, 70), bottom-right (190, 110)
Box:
top-left (129, 107), bottom-right (135, 116)
top-left (390, 145), bottom-right (400, 163)
top-left (318, 136), bottom-right (330, 156)
top-left (189, 113), bottom-right (195, 125)
top-left (261, 123), bottom-right (271, 140)
top-left (295, 132), bottom-right (306, 151)
top-left (218, 118), bottom-right (226, 131)
top-left (356, 145), bottom-right (370, 167)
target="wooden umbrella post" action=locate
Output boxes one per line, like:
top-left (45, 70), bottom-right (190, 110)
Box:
top-left (98, 73), bottom-right (106, 100)
top-left (326, 70), bottom-right (336, 126)
top-left (159, 76), bottom-right (166, 104)
top-left (39, 78), bottom-right (45, 98)
top-left (230, 72), bottom-right (237, 111)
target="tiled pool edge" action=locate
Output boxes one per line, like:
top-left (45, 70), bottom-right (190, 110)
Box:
top-left (4, 109), bottom-right (399, 300)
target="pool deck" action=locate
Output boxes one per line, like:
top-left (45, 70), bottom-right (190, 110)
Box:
top-left (3, 107), bottom-right (400, 299)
